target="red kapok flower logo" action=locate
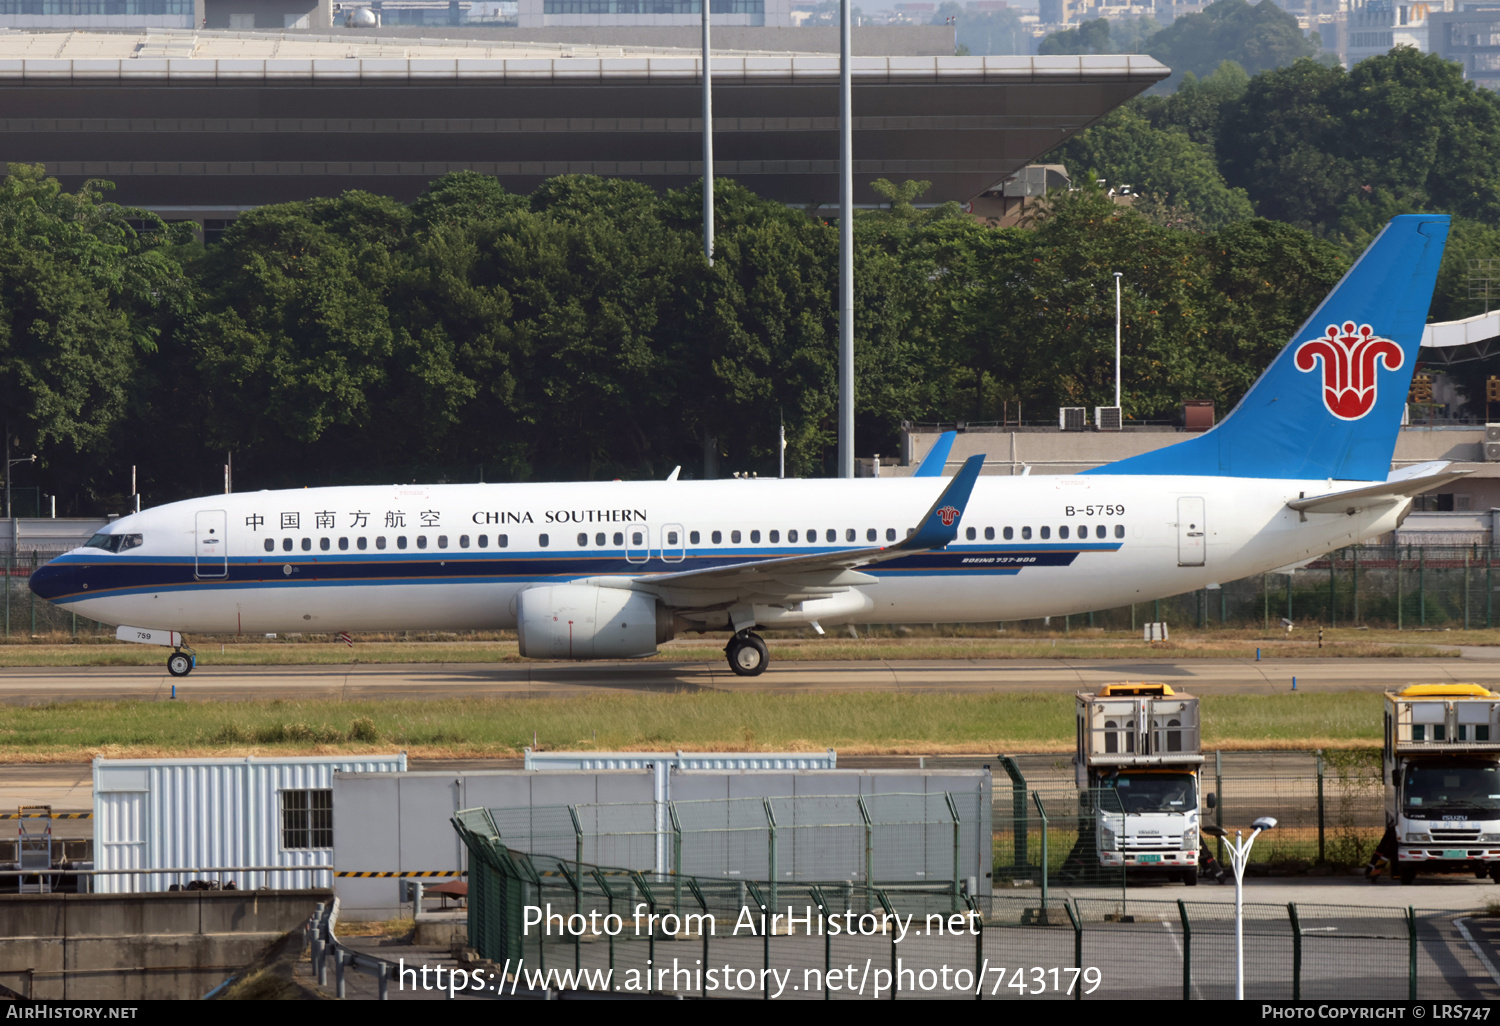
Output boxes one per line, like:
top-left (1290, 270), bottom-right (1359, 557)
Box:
top-left (1294, 322), bottom-right (1404, 421)
top-left (937, 506), bottom-right (960, 527)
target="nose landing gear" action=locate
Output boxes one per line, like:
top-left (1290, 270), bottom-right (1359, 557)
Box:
top-left (167, 649), bottom-right (196, 677)
top-left (725, 631), bottom-right (769, 677)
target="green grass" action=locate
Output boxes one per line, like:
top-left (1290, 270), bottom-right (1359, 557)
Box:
top-left (0, 633), bottom-right (1460, 667)
top-left (0, 690), bottom-right (1391, 761)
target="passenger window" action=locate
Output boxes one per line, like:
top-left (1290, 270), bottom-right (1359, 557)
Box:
top-left (1097, 525), bottom-right (1106, 539)
top-left (769, 530), bottom-right (780, 543)
top-left (397, 536), bottom-right (408, 550)
top-left (282, 538), bottom-right (293, 551)
top-left (438, 536), bottom-right (448, 549)
top-left (577, 533), bottom-right (588, 546)
top-left (985, 527), bottom-right (994, 541)
top-left (595, 533), bottom-right (605, 546)
top-left (886, 529), bottom-right (896, 542)
top-left (1040, 527), bottom-right (1051, 540)
top-left (301, 538), bottom-right (311, 551)
top-left (1004, 527), bottom-right (1013, 540)
top-left (1021, 527), bottom-right (1032, 540)
top-left (1059, 527), bottom-right (1069, 540)
top-left (867, 528), bottom-right (877, 542)
top-left (845, 528), bottom-right (855, 542)
top-left (788, 530), bottom-right (798, 543)
top-left (966, 527), bottom-right (976, 541)
top-left (319, 537), bottom-right (330, 551)
top-left (539, 534), bottom-right (549, 548)
top-left (498, 535), bottom-right (507, 548)
top-left (667, 530), bottom-right (679, 545)
top-left (264, 539), bottom-right (274, 552)
top-left (690, 530), bottom-right (701, 545)
top-left (416, 535), bottom-right (428, 550)
top-left (376, 537), bottom-right (387, 550)
top-left (338, 537), bottom-right (349, 551)
top-left (750, 530), bottom-right (760, 543)
top-left (357, 537), bottom-right (368, 550)
top-left (1078, 525), bottom-right (1087, 538)
top-left (731, 530), bottom-right (741, 543)
top-left (1115, 525), bottom-right (1124, 539)
top-left (712, 530), bottom-right (722, 544)
top-left (631, 531), bottom-right (642, 545)
top-left (613, 532), bottom-right (623, 546)
top-left (459, 535), bottom-right (470, 548)
top-left (825, 529), bottom-right (835, 543)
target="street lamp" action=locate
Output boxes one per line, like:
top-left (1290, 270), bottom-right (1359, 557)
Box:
top-left (5, 453), bottom-right (35, 520)
top-left (1203, 817), bottom-right (1277, 1000)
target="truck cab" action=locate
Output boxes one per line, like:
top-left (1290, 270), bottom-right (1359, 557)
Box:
top-left (1076, 683), bottom-right (1205, 884)
top-left (1384, 684), bottom-right (1500, 885)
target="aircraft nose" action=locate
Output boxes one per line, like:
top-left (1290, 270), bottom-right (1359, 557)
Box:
top-left (28, 559), bottom-right (75, 602)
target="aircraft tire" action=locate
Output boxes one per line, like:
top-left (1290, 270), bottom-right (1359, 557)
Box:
top-left (727, 633), bottom-right (769, 677)
top-left (167, 652), bottom-right (193, 677)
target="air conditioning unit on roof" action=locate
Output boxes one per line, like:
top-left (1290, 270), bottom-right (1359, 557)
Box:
top-left (1059, 407), bottom-right (1086, 432)
top-left (1095, 406), bottom-right (1122, 431)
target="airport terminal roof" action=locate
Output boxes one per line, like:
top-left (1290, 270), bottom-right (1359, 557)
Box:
top-left (0, 30), bottom-right (1170, 211)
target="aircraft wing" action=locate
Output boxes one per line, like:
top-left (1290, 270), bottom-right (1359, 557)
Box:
top-left (635, 454), bottom-right (985, 593)
top-left (1286, 464), bottom-right (1470, 516)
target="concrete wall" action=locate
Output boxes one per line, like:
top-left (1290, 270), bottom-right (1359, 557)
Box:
top-left (0, 889), bottom-right (330, 1000)
top-left (333, 768), bottom-right (990, 919)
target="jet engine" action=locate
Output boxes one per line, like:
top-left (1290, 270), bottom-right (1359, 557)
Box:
top-left (515, 584), bottom-right (673, 660)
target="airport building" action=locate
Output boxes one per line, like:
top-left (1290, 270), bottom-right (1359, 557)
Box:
top-left (0, 29), bottom-right (1169, 230)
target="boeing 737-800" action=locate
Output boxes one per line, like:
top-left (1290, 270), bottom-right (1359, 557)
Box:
top-left (29, 215), bottom-right (1457, 678)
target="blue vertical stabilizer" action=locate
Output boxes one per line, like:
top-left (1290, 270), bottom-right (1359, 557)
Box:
top-left (913, 430), bottom-right (956, 477)
top-left (1085, 215), bottom-right (1449, 482)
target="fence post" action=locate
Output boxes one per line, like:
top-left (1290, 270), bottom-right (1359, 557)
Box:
top-left (946, 792), bottom-right (962, 913)
top-left (668, 801), bottom-right (683, 913)
top-left (1398, 548), bottom-right (1404, 630)
top-left (998, 756), bottom-right (1029, 874)
top-left (1214, 750), bottom-right (1225, 866)
top-left (1353, 547), bottom-right (1360, 624)
top-left (688, 877), bottom-right (711, 998)
top-left (1332, 549), bottom-right (1344, 630)
top-left (1288, 902), bottom-right (1302, 1000)
top-left (1488, 550), bottom-right (1494, 630)
top-left (877, 889), bottom-right (899, 1001)
top-left (335, 950), bottom-right (346, 999)
top-left (1466, 550), bottom-right (1472, 631)
top-left (858, 795), bottom-right (873, 912)
top-left (1420, 549), bottom-right (1426, 627)
top-left (763, 797), bottom-right (778, 913)
top-left (810, 884), bottom-right (832, 1001)
top-left (1407, 906), bottom-right (1417, 1000)
top-left (1177, 899), bottom-right (1191, 1001)
top-left (1316, 750), bottom-right (1326, 864)
top-left (592, 869), bottom-right (618, 990)
top-left (378, 960), bottom-right (389, 1001)
top-left (1032, 791), bottom-right (1049, 912)
top-left (5, 550), bottom-right (10, 639)
top-left (29, 549), bottom-right (35, 635)
top-left (969, 893), bottom-right (984, 1002)
top-left (567, 804), bottom-right (584, 972)
top-left (1064, 899), bottom-right (1083, 1002)
top-left (1287, 572), bottom-right (1293, 622)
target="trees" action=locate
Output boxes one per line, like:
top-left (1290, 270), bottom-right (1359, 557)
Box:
top-left (1144, 0), bottom-right (1317, 89)
top-left (1049, 106), bottom-right (1254, 228)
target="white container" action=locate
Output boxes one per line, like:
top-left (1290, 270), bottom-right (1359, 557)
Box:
top-left (93, 753), bottom-right (406, 893)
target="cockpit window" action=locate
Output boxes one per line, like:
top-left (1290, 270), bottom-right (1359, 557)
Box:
top-left (85, 533), bottom-right (143, 553)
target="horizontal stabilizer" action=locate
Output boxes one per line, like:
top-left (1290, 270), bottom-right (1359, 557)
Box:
top-left (1287, 467), bottom-right (1470, 516)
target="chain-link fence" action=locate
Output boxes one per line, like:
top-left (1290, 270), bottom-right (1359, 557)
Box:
top-left (1, 548), bottom-right (114, 639)
top-left (453, 808), bottom-right (1497, 999)
top-left (485, 792), bottom-right (988, 901)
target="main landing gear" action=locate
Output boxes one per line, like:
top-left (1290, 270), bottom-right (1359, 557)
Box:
top-left (725, 631), bottom-right (769, 677)
top-left (167, 648), bottom-right (196, 677)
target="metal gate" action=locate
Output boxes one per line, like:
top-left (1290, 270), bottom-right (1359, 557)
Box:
top-left (1177, 497), bottom-right (1206, 567)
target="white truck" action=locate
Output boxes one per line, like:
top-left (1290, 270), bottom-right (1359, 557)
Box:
top-left (1381, 684), bottom-right (1500, 885)
top-left (1075, 683), bottom-right (1208, 884)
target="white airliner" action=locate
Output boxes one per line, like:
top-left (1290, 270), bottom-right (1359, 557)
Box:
top-left (29, 215), bottom-right (1457, 678)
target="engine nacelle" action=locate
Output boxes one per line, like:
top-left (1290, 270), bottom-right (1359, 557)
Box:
top-left (515, 584), bottom-right (672, 660)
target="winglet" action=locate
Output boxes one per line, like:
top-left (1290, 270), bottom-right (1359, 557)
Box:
top-left (898, 453), bottom-right (985, 550)
top-left (912, 431), bottom-right (956, 478)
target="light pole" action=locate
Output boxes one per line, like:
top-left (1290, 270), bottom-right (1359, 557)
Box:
top-left (1113, 271), bottom-right (1122, 411)
top-left (4, 452), bottom-right (35, 520)
top-left (1204, 817), bottom-right (1277, 1000)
